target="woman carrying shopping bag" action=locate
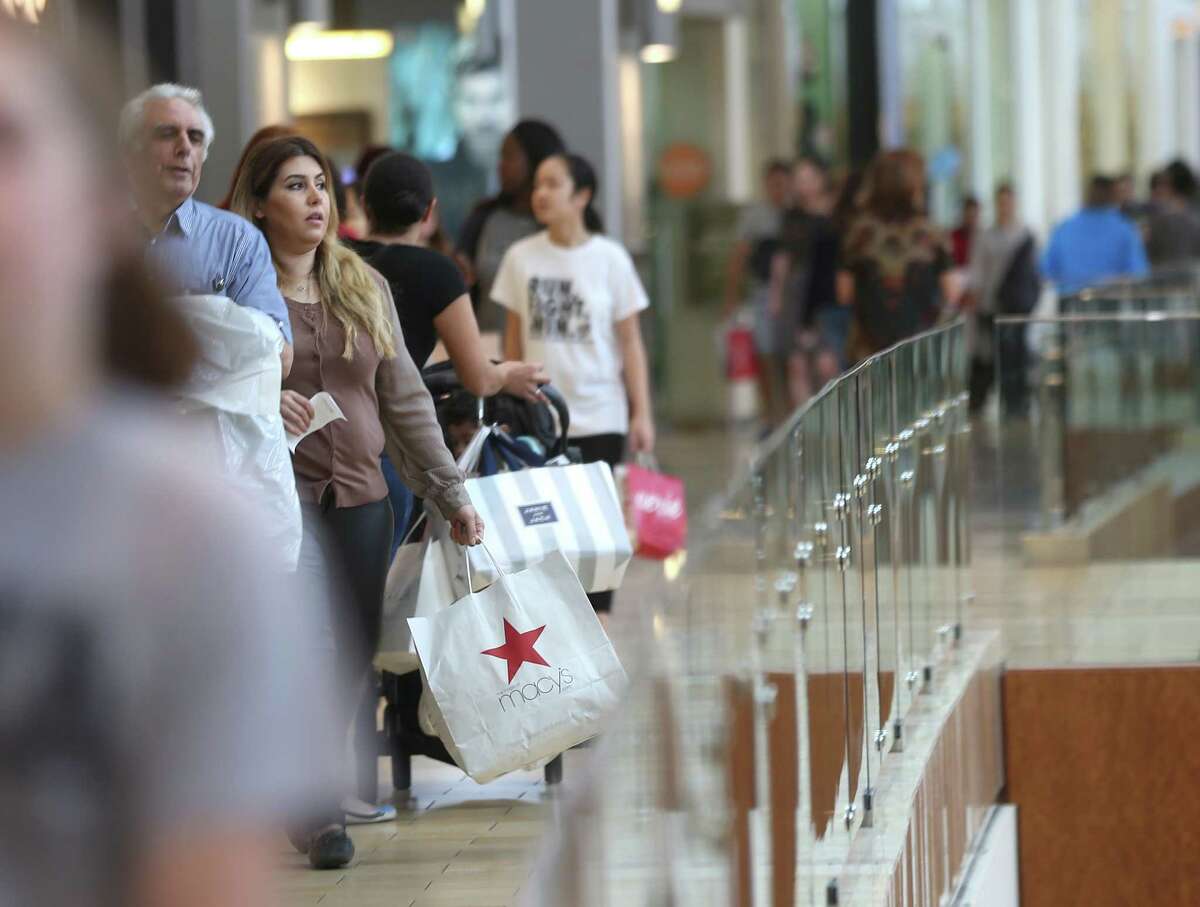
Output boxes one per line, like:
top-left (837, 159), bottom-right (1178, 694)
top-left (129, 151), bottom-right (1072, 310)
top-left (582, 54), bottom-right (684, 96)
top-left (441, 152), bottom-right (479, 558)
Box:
top-left (493, 152), bottom-right (654, 617)
top-left (228, 135), bottom-right (484, 868)
top-left (347, 151), bottom-right (549, 553)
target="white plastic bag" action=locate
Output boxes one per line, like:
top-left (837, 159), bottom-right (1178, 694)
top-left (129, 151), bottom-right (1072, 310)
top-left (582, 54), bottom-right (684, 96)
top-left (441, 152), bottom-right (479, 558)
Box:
top-left (174, 295), bottom-right (302, 568)
top-left (408, 547), bottom-right (627, 784)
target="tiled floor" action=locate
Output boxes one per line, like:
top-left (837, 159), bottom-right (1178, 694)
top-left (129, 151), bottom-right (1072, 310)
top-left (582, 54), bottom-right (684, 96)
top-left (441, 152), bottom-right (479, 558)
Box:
top-left (276, 429), bottom-right (740, 906)
top-left (276, 756), bottom-right (559, 906)
top-left (276, 421), bottom-right (1200, 905)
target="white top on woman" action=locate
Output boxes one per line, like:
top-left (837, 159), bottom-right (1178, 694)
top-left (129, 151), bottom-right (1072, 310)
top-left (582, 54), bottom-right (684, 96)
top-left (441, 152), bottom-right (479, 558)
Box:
top-left (492, 231), bottom-right (649, 437)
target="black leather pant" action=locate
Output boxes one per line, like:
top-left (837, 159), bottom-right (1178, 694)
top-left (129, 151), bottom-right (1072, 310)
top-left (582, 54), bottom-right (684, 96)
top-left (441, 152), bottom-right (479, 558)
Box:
top-left (571, 434), bottom-right (626, 613)
top-left (299, 493), bottom-right (394, 820)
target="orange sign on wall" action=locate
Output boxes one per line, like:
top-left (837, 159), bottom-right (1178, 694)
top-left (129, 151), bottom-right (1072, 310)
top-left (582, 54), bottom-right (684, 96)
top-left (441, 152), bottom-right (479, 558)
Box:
top-left (658, 142), bottom-right (711, 199)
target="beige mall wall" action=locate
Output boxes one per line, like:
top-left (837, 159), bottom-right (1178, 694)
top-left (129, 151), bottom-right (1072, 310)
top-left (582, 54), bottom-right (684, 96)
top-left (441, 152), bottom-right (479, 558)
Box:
top-left (288, 57), bottom-right (391, 146)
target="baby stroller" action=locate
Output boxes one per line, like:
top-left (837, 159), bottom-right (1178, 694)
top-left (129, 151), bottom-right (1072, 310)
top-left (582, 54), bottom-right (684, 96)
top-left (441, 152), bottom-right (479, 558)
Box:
top-left (377, 362), bottom-right (575, 794)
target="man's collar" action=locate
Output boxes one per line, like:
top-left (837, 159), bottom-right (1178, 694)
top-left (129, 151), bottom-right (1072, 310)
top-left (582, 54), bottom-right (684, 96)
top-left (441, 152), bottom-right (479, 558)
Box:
top-left (132, 194), bottom-right (198, 239)
top-left (170, 196), bottom-right (198, 237)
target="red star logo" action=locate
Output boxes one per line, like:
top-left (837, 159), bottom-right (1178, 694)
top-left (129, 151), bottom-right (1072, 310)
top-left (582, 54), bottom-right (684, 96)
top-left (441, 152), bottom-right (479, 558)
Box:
top-left (481, 619), bottom-right (550, 683)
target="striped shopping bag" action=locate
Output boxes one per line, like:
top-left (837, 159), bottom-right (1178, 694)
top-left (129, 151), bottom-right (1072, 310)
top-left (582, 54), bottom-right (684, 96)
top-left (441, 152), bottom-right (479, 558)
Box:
top-left (445, 462), bottom-right (633, 594)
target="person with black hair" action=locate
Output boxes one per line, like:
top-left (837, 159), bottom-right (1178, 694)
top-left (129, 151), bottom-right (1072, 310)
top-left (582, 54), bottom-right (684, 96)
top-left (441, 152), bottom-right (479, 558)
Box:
top-left (493, 153), bottom-right (654, 619)
top-left (1145, 159), bottom-right (1200, 266)
top-left (952, 195), bottom-right (981, 268)
top-left (1041, 175), bottom-right (1148, 294)
top-left (337, 144), bottom-right (392, 240)
top-left (964, 183), bottom-right (1039, 415)
top-left (457, 119), bottom-right (566, 335)
top-left (721, 158), bottom-right (793, 422)
top-left (769, 155), bottom-right (843, 407)
top-left (349, 151), bottom-right (548, 552)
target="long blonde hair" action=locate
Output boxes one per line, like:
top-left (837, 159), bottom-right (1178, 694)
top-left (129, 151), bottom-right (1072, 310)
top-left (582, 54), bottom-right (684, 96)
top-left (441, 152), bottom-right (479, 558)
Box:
top-left (228, 135), bottom-right (395, 360)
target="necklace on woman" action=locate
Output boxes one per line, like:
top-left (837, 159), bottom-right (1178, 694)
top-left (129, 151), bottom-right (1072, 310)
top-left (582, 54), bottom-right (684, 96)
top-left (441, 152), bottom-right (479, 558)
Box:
top-left (287, 270), bottom-right (318, 302)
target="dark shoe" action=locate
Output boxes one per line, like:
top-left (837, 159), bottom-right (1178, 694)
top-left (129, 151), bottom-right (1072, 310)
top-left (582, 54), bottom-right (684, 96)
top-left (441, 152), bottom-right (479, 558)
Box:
top-left (308, 826), bottom-right (354, 870)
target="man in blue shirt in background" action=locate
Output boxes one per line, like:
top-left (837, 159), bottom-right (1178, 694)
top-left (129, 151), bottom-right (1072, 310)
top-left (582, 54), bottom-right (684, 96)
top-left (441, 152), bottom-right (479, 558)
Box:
top-left (119, 83), bottom-right (293, 375)
top-left (1041, 175), bottom-right (1149, 295)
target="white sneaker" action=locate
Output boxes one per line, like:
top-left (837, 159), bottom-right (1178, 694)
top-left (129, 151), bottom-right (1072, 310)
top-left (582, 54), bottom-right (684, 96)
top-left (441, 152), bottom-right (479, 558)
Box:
top-left (342, 797), bottom-right (398, 825)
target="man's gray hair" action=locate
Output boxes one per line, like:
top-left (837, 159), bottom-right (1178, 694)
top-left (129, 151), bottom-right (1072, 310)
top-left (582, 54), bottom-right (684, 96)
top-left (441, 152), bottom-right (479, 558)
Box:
top-left (118, 83), bottom-right (215, 159)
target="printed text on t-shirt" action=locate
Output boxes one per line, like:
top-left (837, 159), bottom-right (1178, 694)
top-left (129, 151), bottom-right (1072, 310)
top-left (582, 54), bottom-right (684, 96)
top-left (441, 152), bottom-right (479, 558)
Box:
top-left (527, 277), bottom-right (593, 343)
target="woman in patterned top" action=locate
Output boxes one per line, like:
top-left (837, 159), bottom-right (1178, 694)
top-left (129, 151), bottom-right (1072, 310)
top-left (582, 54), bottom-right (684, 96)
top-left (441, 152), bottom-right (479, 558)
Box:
top-left (836, 150), bottom-right (956, 362)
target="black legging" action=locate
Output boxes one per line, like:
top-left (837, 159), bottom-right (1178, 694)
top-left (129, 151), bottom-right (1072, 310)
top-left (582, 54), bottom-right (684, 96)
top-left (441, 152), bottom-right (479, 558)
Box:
top-left (303, 494), bottom-right (393, 804)
top-left (571, 433), bottom-right (626, 613)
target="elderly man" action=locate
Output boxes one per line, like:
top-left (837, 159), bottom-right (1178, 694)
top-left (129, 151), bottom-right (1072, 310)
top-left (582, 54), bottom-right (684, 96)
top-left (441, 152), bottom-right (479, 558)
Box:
top-left (119, 83), bottom-right (293, 374)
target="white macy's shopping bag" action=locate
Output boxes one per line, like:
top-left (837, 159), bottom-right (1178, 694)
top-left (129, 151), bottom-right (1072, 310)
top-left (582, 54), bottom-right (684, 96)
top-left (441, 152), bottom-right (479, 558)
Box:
top-left (408, 548), bottom-right (627, 784)
top-left (446, 462), bottom-right (633, 595)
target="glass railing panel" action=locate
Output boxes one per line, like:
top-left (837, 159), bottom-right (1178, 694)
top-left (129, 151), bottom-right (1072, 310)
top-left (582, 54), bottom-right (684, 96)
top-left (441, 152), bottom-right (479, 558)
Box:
top-left (990, 312), bottom-right (1200, 667)
top-left (800, 391), bottom-right (851, 848)
top-left (869, 354), bottom-right (902, 749)
top-left (834, 375), bottom-right (869, 831)
top-left (529, 320), bottom-right (972, 905)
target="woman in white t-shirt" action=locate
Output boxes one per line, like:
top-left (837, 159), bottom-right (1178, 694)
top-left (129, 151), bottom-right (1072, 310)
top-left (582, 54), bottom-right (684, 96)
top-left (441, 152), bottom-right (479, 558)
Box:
top-left (493, 152), bottom-right (654, 614)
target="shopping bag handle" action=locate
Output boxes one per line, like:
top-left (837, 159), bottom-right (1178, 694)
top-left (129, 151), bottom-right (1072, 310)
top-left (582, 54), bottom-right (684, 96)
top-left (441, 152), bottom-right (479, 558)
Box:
top-left (398, 510), bottom-right (428, 547)
top-left (459, 540), bottom-right (512, 595)
top-left (634, 452), bottom-right (660, 472)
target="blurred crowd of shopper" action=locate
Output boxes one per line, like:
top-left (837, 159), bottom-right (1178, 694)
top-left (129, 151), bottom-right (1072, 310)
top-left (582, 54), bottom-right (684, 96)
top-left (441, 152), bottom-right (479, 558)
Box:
top-left (726, 146), bottom-right (1200, 424)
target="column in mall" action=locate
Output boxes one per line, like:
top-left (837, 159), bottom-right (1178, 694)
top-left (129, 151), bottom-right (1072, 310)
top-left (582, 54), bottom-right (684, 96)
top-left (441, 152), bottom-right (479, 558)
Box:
top-left (172, 0), bottom-right (291, 204)
top-left (1133, 0), bottom-right (1173, 187)
top-left (1087, 0), bottom-right (1131, 178)
top-left (845, 0), bottom-right (881, 167)
top-left (1177, 21), bottom-right (1200, 167)
top-left (506, 0), bottom-right (624, 237)
top-left (1038, 0), bottom-right (1080, 232)
top-left (1009, 0), bottom-right (1046, 237)
top-left (966, 0), bottom-right (994, 216)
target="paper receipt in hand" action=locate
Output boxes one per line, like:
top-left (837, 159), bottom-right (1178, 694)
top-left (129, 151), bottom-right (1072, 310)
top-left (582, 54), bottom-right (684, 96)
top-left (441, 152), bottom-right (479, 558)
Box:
top-left (285, 392), bottom-right (346, 452)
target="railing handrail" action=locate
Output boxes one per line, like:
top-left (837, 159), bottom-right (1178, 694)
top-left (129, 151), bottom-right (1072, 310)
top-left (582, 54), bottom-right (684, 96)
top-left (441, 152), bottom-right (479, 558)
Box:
top-left (1063, 265), bottom-right (1200, 302)
top-left (995, 311), bottom-right (1200, 325)
top-left (754, 318), bottom-right (965, 464)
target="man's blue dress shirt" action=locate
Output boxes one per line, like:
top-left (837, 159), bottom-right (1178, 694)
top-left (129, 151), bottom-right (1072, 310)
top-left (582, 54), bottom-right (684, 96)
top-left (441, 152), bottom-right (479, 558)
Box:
top-left (142, 196), bottom-right (292, 343)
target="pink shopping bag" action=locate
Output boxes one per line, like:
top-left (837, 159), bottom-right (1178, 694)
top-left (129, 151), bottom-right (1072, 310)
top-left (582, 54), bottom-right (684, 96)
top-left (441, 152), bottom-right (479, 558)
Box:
top-left (625, 463), bottom-right (687, 560)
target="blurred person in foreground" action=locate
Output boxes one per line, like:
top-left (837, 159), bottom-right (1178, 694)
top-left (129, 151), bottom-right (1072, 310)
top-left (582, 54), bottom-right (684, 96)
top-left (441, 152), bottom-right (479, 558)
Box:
top-left (838, 150), bottom-right (956, 362)
top-left (722, 158), bottom-right (793, 423)
top-left (1041, 175), bottom-right (1149, 296)
top-left (963, 183), bottom-right (1040, 416)
top-left (228, 136), bottom-right (484, 858)
top-left (119, 83), bottom-right (293, 373)
top-left (0, 18), bottom-right (322, 906)
top-left (458, 119), bottom-right (566, 336)
top-left (1145, 160), bottom-right (1200, 267)
top-left (350, 152), bottom-right (548, 552)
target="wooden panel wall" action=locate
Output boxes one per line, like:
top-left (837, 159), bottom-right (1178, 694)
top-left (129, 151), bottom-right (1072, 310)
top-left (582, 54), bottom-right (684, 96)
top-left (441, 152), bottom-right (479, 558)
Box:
top-left (1004, 665), bottom-right (1200, 906)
